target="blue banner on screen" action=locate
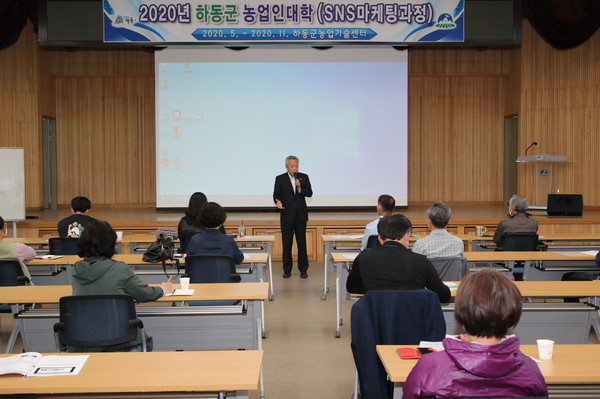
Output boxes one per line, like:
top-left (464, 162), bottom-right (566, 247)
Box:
top-left (155, 47), bottom-right (408, 208)
top-left (104, 0), bottom-right (464, 44)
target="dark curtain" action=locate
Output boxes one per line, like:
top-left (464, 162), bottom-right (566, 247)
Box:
top-left (0, 0), bottom-right (37, 50)
top-left (524, 0), bottom-right (600, 49)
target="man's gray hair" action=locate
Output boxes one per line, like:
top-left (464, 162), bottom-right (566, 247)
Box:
top-left (427, 201), bottom-right (452, 228)
top-left (509, 194), bottom-right (529, 213)
top-left (285, 155), bottom-right (299, 165)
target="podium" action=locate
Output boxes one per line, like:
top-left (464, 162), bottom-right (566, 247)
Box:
top-left (516, 154), bottom-right (570, 209)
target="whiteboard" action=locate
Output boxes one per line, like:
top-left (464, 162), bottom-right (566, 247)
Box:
top-left (0, 148), bottom-right (25, 221)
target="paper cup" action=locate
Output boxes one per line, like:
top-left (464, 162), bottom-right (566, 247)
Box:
top-left (537, 339), bottom-right (554, 360)
top-left (116, 231), bottom-right (123, 240)
top-left (180, 277), bottom-right (190, 290)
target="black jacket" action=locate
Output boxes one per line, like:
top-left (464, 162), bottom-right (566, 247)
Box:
top-left (273, 172), bottom-right (313, 223)
top-left (346, 241), bottom-right (451, 303)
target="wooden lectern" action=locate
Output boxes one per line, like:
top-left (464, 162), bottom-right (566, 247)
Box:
top-left (516, 154), bottom-right (569, 209)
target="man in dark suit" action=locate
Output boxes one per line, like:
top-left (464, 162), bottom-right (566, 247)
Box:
top-left (273, 155), bottom-right (313, 278)
top-left (346, 214), bottom-right (450, 303)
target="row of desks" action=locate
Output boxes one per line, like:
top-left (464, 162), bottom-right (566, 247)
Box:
top-left (377, 344), bottom-right (600, 398)
top-left (0, 350), bottom-right (263, 398)
top-left (329, 250), bottom-right (600, 338)
top-left (1, 282), bottom-right (269, 398)
top-left (321, 233), bottom-right (600, 299)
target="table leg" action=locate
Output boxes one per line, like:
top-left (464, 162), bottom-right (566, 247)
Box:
top-left (322, 242), bottom-right (331, 300)
top-left (266, 242), bottom-right (274, 301)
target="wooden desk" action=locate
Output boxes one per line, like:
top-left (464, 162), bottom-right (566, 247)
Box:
top-left (460, 232), bottom-right (600, 251)
top-left (28, 252), bottom-right (270, 288)
top-left (0, 282), bottom-right (269, 304)
top-left (0, 350), bottom-right (263, 398)
top-left (377, 344), bottom-right (600, 398)
top-left (3, 282), bottom-right (269, 398)
top-left (329, 248), bottom-right (600, 339)
top-left (330, 250), bottom-right (598, 281)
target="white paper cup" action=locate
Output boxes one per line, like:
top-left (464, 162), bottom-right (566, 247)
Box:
top-left (116, 231), bottom-right (123, 240)
top-left (180, 277), bottom-right (190, 290)
top-left (537, 339), bottom-right (554, 359)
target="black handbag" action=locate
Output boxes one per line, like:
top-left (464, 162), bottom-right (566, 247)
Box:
top-left (142, 234), bottom-right (180, 276)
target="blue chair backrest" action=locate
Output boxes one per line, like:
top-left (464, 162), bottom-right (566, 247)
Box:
top-left (55, 294), bottom-right (140, 349)
top-left (49, 237), bottom-right (79, 255)
top-left (366, 235), bottom-right (381, 250)
top-left (185, 254), bottom-right (238, 283)
top-left (0, 259), bottom-right (29, 286)
top-left (497, 233), bottom-right (539, 251)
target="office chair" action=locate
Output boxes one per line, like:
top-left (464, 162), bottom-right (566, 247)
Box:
top-left (178, 232), bottom-right (196, 253)
top-left (54, 294), bottom-right (147, 352)
top-left (184, 254), bottom-right (241, 306)
top-left (0, 259), bottom-right (31, 287)
top-left (351, 290), bottom-right (446, 399)
top-left (496, 233), bottom-right (540, 280)
top-left (430, 256), bottom-right (468, 281)
top-left (496, 233), bottom-right (540, 252)
top-left (0, 259), bottom-right (31, 352)
top-left (48, 237), bottom-right (79, 255)
top-left (365, 235), bottom-right (381, 250)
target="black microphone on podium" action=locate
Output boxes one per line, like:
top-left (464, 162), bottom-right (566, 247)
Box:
top-left (525, 141), bottom-right (538, 155)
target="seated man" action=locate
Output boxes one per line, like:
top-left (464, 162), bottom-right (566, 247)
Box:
top-left (493, 194), bottom-right (537, 244)
top-left (347, 214), bottom-right (451, 303)
top-left (58, 196), bottom-right (96, 238)
top-left (0, 216), bottom-right (36, 283)
top-left (412, 201), bottom-right (464, 258)
top-left (360, 194), bottom-right (395, 251)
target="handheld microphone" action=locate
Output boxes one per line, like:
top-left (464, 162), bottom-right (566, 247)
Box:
top-left (525, 141), bottom-right (538, 155)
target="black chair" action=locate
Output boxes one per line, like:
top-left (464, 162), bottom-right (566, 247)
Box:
top-left (351, 290), bottom-right (446, 399)
top-left (0, 259), bottom-right (31, 351)
top-left (430, 256), bottom-right (468, 281)
top-left (184, 254), bottom-right (241, 306)
top-left (48, 237), bottom-right (79, 255)
top-left (496, 233), bottom-right (540, 252)
top-left (496, 233), bottom-right (540, 280)
top-left (178, 232), bottom-right (195, 254)
top-left (0, 259), bottom-right (31, 286)
top-left (365, 235), bottom-right (381, 250)
top-left (53, 294), bottom-right (147, 352)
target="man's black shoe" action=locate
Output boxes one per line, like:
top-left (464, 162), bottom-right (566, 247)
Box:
top-left (300, 272), bottom-right (308, 279)
top-left (283, 272), bottom-right (291, 278)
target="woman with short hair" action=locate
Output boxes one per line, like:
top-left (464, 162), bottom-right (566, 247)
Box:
top-left (71, 220), bottom-right (173, 352)
top-left (402, 269), bottom-right (548, 398)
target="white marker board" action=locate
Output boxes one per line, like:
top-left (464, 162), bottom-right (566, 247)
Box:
top-left (0, 148), bottom-right (26, 221)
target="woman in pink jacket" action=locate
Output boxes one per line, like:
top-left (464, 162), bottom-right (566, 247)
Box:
top-left (403, 269), bottom-right (548, 399)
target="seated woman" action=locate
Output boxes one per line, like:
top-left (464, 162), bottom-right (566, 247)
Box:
top-left (178, 192), bottom-right (225, 252)
top-left (403, 268), bottom-right (548, 399)
top-left (0, 216), bottom-right (36, 284)
top-left (71, 220), bottom-right (173, 352)
top-left (186, 202), bottom-right (244, 264)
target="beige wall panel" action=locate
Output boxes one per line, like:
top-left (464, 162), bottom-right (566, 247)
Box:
top-left (47, 48), bottom-right (154, 77)
top-left (409, 76), bottom-right (506, 203)
top-left (519, 21), bottom-right (600, 206)
top-left (0, 23), bottom-right (43, 208)
top-left (409, 47), bottom-right (511, 76)
top-left (55, 76), bottom-right (155, 205)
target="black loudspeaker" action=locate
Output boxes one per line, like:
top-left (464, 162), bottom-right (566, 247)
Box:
top-left (547, 194), bottom-right (583, 216)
